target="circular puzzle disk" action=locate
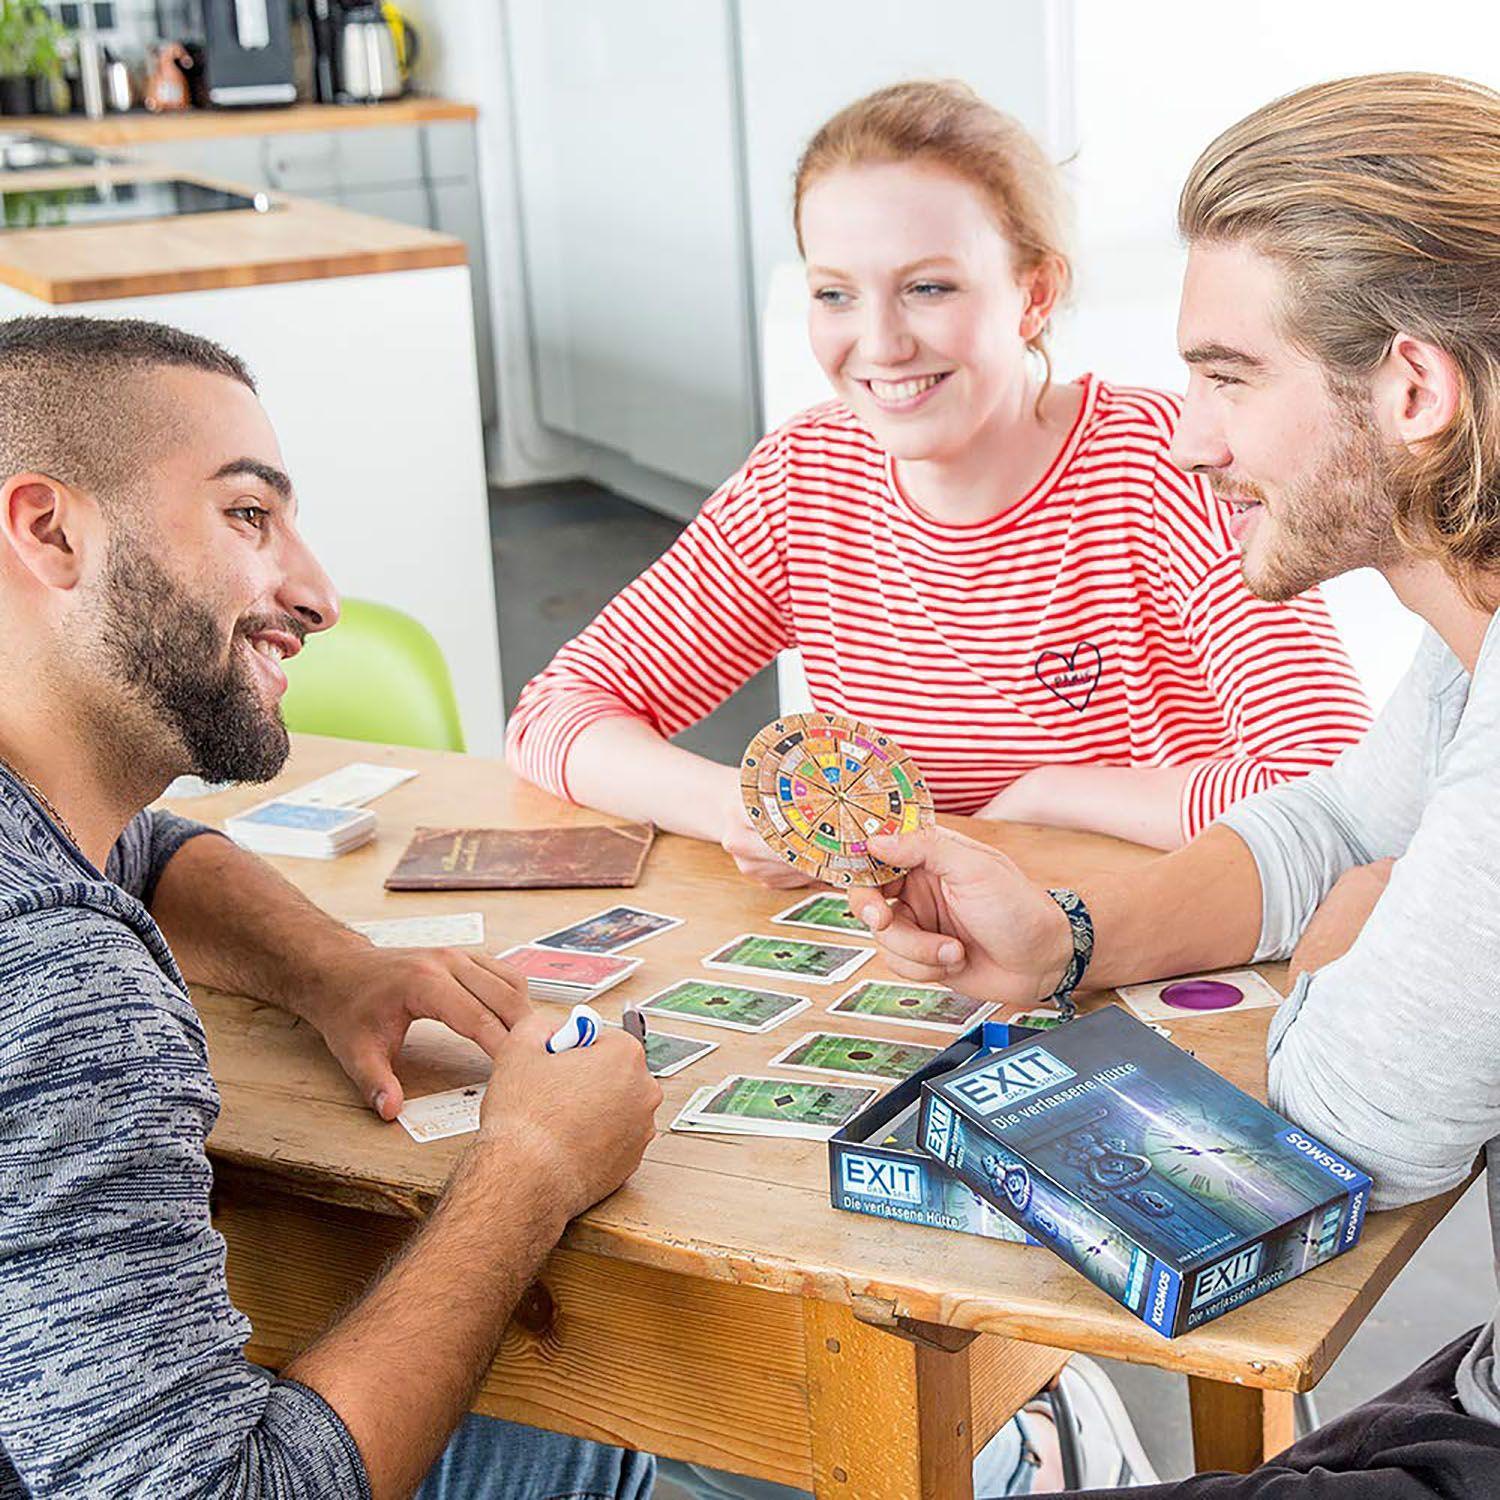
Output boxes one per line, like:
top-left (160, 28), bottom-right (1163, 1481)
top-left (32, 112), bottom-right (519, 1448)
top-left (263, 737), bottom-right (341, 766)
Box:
top-left (739, 711), bottom-right (935, 886)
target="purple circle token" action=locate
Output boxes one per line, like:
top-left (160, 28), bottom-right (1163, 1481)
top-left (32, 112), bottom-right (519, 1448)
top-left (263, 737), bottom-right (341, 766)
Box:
top-left (1160, 979), bottom-right (1244, 1012)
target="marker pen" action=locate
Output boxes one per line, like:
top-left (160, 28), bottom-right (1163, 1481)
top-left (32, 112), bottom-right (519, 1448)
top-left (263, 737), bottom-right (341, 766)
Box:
top-left (546, 1003), bottom-right (603, 1054)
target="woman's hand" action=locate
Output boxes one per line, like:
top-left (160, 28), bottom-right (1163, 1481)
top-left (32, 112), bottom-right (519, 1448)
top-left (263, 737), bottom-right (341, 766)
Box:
top-left (719, 792), bottom-right (819, 890)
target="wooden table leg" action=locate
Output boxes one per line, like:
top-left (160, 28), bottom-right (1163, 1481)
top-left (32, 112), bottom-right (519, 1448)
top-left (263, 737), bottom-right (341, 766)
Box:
top-left (803, 1304), bottom-right (1069, 1500)
top-left (1188, 1377), bottom-right (1295, 1474)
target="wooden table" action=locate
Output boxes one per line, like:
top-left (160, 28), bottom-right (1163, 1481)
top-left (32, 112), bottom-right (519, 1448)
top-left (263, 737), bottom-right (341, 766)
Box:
top-left (172, 736), bottom-right (1463, 1496)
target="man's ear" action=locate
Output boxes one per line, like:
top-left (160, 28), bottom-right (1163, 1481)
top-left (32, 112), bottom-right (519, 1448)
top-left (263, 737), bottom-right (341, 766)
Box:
top-left (1370, 333), bottom-right (1464, 450)
top-left (0, 473), bottom-right (96, 591)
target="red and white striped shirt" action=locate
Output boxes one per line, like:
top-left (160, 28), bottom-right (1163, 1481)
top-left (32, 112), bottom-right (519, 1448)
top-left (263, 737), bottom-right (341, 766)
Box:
top-left (507, 378), bottom-right (1371, 839)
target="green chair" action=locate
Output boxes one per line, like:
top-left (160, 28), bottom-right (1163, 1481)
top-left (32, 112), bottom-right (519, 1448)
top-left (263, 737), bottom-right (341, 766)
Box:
top-left (280, 598), bottom-right (466, 752)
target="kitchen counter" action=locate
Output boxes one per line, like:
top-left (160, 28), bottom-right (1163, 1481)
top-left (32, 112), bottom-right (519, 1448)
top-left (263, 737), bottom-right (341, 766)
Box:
top-left (0, 163), bottom-right (465, 302)
top-left (3, 97), bottom-right (476, 147)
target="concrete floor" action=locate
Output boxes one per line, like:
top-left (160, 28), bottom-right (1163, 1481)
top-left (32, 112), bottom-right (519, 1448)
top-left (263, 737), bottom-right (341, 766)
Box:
top-left (490, 478), bottom-right (1495, 1489)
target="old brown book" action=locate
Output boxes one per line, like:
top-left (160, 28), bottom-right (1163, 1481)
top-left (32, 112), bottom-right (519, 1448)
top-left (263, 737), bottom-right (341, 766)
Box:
top-left (384, 823), bottom-right (656, 891)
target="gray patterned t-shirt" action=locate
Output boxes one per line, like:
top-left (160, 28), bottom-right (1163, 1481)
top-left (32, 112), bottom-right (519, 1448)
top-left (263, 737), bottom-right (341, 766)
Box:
top-left (0, 773), bottom-right (370, 1497)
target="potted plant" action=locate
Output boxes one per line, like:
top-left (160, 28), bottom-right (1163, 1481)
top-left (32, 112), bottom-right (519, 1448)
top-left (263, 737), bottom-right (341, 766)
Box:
top-left (0, 0), bottom-right (65, 116)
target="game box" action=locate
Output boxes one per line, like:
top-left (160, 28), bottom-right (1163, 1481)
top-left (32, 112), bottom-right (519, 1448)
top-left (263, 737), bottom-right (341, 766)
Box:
top-left (917, 1006), bottom-right (1372, 1336)
top-left (828, 1021), bottom-right (1038, 1245)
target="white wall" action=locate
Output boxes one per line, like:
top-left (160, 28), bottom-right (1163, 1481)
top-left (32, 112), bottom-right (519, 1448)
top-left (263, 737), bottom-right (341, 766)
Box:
top-left (1052, 2), bottom-right (1500, 707)
top-left (737, 0), bottom-right (1073, 340)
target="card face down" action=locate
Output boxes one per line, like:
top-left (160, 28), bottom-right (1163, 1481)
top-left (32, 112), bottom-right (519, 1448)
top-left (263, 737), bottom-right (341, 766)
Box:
top-left (386, 823), bottom-right (656, 890)
top-left (351, 912), bottom-right (486, 948)
top-left (703, 933), bottom-right (873, 985)
top-left (829, 981), bottom-right (994, 1033)
top-left (769, 1030), bottom-right (940, 1083)
top-left (771, 894), bottom-right (870, 934)
top-left (639, 979), bottom-right (810, 1033)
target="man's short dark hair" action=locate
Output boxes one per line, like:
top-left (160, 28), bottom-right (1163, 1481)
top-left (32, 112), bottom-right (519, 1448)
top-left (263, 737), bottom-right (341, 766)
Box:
top-left (0, 315), bottom-right (256, 506)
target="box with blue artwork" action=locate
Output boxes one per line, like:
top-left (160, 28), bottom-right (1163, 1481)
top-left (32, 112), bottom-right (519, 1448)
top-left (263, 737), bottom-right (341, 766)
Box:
top-left (917, 1006), bottom-right (1372, 1336)
top-left (828, 1020), bottom-right (1038, 1246)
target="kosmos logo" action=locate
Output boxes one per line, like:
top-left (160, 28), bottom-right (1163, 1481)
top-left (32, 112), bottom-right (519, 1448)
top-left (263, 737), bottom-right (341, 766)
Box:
top-left (1279, 1128), bottom-right (1360, 1182)
top-left (1149, 1269), bottom-right (1173, 1327)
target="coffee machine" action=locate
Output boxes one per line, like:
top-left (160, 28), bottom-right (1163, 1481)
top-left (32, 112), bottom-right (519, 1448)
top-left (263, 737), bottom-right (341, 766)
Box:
top-left (198, 0), bottom-right (296, 107)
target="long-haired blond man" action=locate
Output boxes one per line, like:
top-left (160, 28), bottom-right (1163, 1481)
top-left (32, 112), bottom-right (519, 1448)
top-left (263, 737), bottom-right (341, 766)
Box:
top-left (851, 72), bottom-right (1500, 1498)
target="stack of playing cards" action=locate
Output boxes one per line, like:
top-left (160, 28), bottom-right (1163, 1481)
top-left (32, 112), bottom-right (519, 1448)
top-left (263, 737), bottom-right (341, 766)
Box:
top-left (672, 1074), bottom-right (878, 1140)
top-left (497, 944), bottom-right (640, 1003)
top-left (225, 799), bottom-right (376, 859)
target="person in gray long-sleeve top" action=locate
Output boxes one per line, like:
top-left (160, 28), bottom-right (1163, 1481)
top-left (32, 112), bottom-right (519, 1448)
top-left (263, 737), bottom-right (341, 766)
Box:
top-left (0, 316), bottom-right (662, 1499)
top-left (846, 72), bottom-right (1500, 1496)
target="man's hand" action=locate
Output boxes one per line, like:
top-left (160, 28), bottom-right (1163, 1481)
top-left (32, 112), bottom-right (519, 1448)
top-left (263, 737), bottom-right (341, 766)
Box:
top-left (287, 1009), bottom-right (662, 1499)
top-left (846, 827), bottom-right (1074, 1006)
top-left (720, 792), bottom-right (817, 890)
top-left (477, 1012), bottom-right (662, 1225)
top-left (312, 945), bottom-right (532, 1121)
top-left (1290, 858), bottom-right (1396, 983)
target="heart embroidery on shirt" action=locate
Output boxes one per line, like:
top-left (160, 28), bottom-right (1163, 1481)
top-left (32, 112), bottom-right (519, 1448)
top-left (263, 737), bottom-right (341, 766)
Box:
top-left (1035, 642), bottom-right (1103, 712)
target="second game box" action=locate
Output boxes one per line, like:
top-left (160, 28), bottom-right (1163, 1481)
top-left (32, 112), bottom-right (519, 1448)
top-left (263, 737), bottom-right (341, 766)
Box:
top-left (828, 1021), bottom-right (1038, 1245)
top-left (917, 1006), bottom-right (1372, 1336)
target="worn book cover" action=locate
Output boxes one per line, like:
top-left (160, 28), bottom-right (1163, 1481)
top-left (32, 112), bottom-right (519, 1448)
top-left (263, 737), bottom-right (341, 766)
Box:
top-left (384, 823), bottom-right (656, 890)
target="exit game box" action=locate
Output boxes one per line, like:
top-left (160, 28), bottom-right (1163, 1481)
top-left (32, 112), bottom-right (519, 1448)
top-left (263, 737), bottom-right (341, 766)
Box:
top-left (917, 1006), bottom-right (1372, 1336)
top-left (828, 1021), bottom-right (1037, 1246)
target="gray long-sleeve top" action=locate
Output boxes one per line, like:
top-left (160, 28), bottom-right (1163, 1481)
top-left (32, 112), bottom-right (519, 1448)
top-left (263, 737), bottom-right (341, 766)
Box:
top-left (0, 773), bottom-right (370, 1497)
top-left (1218, 620), bottom-right (1500, 1424)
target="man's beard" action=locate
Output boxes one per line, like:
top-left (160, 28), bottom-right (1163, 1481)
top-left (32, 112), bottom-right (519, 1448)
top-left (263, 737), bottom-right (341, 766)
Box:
top-left (97, 538), bottom-right (297, 784)
top-left (1233, 398), bottom-right (1399, 602)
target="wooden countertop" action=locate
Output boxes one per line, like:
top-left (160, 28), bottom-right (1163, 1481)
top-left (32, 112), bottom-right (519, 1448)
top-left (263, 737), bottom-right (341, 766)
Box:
top-left (0, 163), bottom-right (466, 303)
top-left (3, 97), bottom-right (475, 146)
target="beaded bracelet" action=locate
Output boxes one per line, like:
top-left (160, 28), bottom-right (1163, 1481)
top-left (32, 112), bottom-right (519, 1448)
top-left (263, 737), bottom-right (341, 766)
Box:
top-left (1042, 887), bottom-right (1094, 1022)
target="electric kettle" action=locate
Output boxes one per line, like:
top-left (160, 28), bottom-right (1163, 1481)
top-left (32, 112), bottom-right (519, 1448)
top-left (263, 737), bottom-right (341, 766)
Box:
top-left (338, 3), bottom-right (417, 102)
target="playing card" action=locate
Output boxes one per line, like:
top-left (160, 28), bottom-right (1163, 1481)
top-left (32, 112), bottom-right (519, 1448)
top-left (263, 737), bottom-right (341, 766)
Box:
top-left (677, 1074), bottom-right (877, 1139)
top-left (233, 800), bottom-right (365, 832)
top-left (702, 933), bottom-right (873, 985)
top-left (639, 979), bottom-right (810, 1033)
top-left (641, 1029), bottom-right (718, 1078)
top-left (350, 912), bottom-right (485, 948)
top-left (281, 762), bottom-right (417, 808)
top-left (496, 944), bottom-right (641, 993)
top-left (771, 894), bottom-right (871, 934)
top-left (1007, 1006), bottom-right (1071, 1031)
top-left (535, 905), bottom-right (683, 953)
top-left (397, 1083), bottom-right (485, 1143)
top-left (225, 799), bottom-right (376, 858)
top-left (768, 1030), bottom-right (940, 1083)
top-left (1116, 968), bottom-right (1284, 1023)
top-left (829, 980), bottom-right (995, 1033)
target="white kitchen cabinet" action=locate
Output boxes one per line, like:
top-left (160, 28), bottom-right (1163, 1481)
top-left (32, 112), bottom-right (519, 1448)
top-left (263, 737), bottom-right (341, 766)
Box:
top-left (111, 120), bottom-right (496, 425)
top-left (503, 0), bottom-right (758, 493)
